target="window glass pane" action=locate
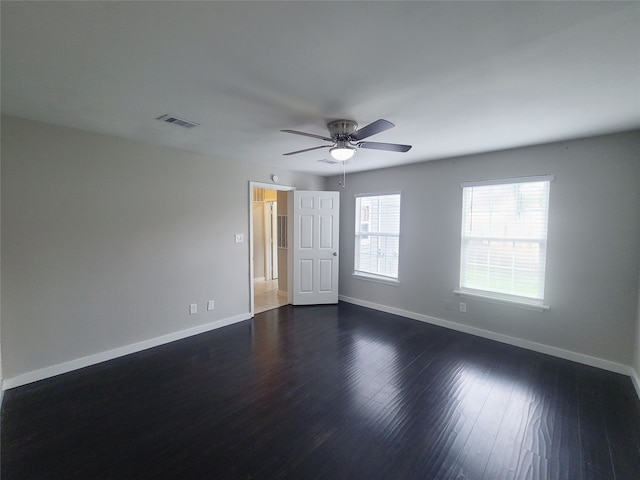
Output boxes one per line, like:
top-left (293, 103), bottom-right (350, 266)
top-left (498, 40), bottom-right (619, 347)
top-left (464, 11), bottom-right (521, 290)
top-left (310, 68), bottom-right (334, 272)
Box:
top-left (465, 264), bottom-right (488, 289)
top-left (488, 266), bottom-right (513, 293)
top-left (488, 240), bottom-right (513, 268)
top-left (513, 269), bottom-right (540, 298)
top-left (513, 241), bottom-right (540, 269)
top-left (464, 239), bottom-right (489, 266)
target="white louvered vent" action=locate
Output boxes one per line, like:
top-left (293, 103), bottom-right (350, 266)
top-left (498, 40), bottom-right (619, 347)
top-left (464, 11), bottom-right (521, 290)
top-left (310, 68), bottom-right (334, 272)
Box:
top-left (156, 114), bottom-right (200, 129)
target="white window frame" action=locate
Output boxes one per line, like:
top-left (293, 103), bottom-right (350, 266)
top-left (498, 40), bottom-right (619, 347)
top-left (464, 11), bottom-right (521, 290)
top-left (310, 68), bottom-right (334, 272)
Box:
top-left (456, 175), bottom-right (553, 311)
top-left (353, 192), bottom-right (401, 285)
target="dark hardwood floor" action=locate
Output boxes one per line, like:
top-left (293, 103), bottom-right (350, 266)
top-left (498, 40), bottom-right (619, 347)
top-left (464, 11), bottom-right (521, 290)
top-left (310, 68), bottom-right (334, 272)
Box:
top-left (2, 302), bottom-right (640, 479)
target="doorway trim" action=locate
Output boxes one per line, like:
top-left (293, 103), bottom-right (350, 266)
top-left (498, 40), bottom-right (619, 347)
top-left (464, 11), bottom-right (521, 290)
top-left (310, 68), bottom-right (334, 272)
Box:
top-left (249, 181), bottom-right (295, 316)
top-left (263, 200), bottom-right (278, 281)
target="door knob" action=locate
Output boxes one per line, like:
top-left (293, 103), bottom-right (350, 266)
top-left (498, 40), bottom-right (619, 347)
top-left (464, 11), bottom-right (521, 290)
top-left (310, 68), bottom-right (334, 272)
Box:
top-left (333, 252), bottom-right (338, 256)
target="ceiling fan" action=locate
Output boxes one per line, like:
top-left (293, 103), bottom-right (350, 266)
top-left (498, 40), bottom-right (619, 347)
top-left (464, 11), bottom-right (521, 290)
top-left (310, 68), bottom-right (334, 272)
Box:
top-left (281, 119), bottom-right (412, 162)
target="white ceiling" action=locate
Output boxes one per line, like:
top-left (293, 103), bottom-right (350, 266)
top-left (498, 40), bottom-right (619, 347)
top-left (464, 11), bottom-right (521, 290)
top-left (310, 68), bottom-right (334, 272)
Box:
top-left (2, 1), bottom-right (639, 176)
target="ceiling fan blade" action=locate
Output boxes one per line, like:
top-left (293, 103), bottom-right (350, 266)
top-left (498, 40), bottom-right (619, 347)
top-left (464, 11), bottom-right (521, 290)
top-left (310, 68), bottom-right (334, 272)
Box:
top-left (357, 141), bottom-right (412, 153)
top-left (283, 145), bottom-right (332, 156)
top-left (281, 129), bottom-right (333, 142)
top-left (350, 119), bottom-right (395, 141)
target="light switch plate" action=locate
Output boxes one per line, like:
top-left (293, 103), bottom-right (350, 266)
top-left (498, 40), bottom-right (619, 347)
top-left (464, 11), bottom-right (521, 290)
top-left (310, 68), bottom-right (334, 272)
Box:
top-left (207, 300), bottom-right (215, 311)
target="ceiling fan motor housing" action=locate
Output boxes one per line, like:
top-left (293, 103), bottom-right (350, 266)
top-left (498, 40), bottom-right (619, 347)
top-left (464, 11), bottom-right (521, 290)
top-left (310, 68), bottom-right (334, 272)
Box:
top-left (328, 120), bottom-right (358, 141)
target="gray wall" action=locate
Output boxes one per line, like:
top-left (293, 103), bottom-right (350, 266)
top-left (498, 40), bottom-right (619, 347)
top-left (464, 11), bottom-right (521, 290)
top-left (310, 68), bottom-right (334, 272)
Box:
top-left (636, 263), bottom-right (640, 377)
top-left (0, 115), bottom-right (2, 391)
top-left (1, 116), bottom-right (325, 379)
top-left (332, 131), bottom-right (640, 367)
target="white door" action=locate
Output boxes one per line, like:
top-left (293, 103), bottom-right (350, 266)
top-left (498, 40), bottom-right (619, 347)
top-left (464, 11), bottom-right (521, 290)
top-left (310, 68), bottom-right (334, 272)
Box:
top-left (290, 191), bottom-right (340, 305)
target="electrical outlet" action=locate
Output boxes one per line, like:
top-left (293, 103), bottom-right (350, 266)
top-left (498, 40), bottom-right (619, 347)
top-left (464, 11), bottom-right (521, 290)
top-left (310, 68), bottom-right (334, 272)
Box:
top-left (234, 233), bottom-right (244, 243)
top-left (459, 302), bottom-right (466, 313)
top-left (207, 300), bottom-right (215, 311)
top-left (189, 304), bottom-right (197, 315)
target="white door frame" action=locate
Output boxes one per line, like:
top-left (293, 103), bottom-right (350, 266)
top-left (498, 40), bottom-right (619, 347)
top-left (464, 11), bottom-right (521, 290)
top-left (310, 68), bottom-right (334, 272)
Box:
top-left (263, 201), bottom-right (278, 281)
top-left (249, 181), bottom-right (295, 316)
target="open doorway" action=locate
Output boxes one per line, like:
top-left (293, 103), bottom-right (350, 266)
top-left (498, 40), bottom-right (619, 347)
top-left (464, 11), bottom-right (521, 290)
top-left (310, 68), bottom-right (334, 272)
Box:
top-left (250, 183), bottom-right (294, 314)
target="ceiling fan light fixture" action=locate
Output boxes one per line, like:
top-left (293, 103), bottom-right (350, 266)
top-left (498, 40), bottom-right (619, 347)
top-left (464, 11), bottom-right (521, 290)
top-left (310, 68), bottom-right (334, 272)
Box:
top-left (330, 145), bottom-right (355, 161)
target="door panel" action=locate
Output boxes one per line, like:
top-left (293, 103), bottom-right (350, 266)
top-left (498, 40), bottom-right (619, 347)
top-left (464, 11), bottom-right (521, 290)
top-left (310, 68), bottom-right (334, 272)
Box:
top-left (319, 215), bottom-right (333, 249)
top-left (319, 259), bottom-right (333, 292)
top-left (292, 191), bottom-right (340, 305)
top-left (300, 215), bottom-right (314, 249)
top-left (299, 259), bottom-right (313, 292)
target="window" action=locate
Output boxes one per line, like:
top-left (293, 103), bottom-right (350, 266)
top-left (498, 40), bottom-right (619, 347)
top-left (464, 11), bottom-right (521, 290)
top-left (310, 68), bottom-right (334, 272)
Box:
top-left (459, 176), bottom-right (553, 307)
top-left (354, 193), bottom-right (401, 282)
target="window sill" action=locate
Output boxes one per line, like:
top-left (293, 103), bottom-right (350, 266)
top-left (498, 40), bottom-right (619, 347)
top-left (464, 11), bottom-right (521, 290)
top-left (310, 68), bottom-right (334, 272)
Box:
top-left (454, 289), bottom-right (549, 312)
top-left (352, 272), bottom-right (400, 286)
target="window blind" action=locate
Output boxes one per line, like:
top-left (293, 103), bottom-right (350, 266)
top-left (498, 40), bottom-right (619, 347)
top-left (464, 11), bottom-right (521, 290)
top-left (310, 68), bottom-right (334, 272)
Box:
top-left (355, 193), bottom-right (401, 280)
top-left (460, 177), bottom-right (552, 303)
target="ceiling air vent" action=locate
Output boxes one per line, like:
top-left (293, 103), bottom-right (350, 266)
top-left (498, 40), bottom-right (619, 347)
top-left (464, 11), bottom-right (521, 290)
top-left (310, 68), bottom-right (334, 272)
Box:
top-left (156, 114), bottom-right (200, 129)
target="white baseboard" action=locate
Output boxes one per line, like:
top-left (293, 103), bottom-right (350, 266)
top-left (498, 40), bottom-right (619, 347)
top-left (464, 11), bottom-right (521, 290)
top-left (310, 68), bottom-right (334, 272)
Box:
top-left (2, 313), bottom-right (251, 390)
top-left (339, 295), bottom-right (634, 378)
top-left (5, 299), bottom-right (639, 403)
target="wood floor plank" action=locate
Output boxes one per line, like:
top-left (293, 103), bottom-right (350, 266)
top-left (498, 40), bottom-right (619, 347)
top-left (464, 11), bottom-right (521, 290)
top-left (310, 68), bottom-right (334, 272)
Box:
top-left (577, 366), bottom-right (616, 480)
top-left (482, 395), bottom-right (531, 480)
top-left (2, 303), bottom-right (638, 479)
top-left (597, 371), bottom-right (640, 480)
